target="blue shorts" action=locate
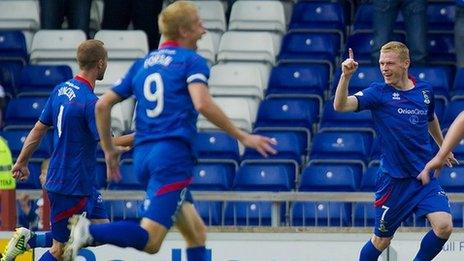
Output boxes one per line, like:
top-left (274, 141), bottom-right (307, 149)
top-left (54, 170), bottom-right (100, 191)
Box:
top-left (373, 172), bottom-right (450, 237)
top-left (134, 139), bottom-right (195, 229)
top-left (48, 189), bottom-right (107, 243)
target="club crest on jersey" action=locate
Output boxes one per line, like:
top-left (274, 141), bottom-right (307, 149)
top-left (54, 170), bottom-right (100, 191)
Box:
top-left (392, 92), bottom-right (400, 100)
top-left (422, 90), bottom-right (430, 104)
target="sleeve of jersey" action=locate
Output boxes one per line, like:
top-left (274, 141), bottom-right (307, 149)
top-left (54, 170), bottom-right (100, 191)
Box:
top-left (185, 55), bottom-right (209, 85)
top-left (38, 97), bottom-right (53, 126)
top-left (354, 83), bottom-right (381, 111)
top-left (85, 99), bottom-right (100, 141)
top-left (427, 85), bottom-right (435, 122)
top-left (111, 59), bottom-right (144, 99)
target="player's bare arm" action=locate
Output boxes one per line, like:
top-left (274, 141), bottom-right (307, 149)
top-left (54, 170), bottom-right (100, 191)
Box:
top-left (112, 132), bottom-right (135, 148)
top-left (12, 121), bottom-right (50, 181)
top-left (188, 82), bottom-right (277, 157)
top-left (334, 48), bottom-right (359, 112)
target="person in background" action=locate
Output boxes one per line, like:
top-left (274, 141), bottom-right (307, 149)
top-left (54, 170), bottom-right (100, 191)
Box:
top-left (39, 0), bottom-right (92, 37)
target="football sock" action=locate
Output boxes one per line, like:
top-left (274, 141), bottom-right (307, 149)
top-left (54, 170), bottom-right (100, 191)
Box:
top-left (187, 246), bottom-right (206, 261)
top-left (89, 221), bottom-right (149, 250)
top-left (359, 239), bottom-right (382, 261)
top-left (414, 230), bottom-right (448, 261)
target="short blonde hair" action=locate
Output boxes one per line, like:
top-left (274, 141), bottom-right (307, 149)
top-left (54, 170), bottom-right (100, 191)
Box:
top-left (158, 1), bottom-right (198, 41)
top-left (77, 39), bottom-right (107, 70)
top-left (380, 41), bottom-right (410, 61)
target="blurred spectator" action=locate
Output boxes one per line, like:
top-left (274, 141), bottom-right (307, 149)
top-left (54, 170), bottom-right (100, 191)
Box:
top-left (456, 0), bottom-right (464, 67)
top-left (0, 84), bottom-right (6, 128)
top-left (102, 0), bottom-right (163, 50)
top-left (39, 0), bottom-right (92, 36)
top-left (371, 0), bottom-right (427, 64)
top-left (17, 193), bottom-right (39, 230)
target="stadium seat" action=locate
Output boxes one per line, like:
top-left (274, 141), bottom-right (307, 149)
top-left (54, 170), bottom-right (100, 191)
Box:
top-left (17, 65), bottom-right (73, 96)
top-left (208, 63), bottom-right (265, 99)
top-left (331, 65), bottom-right (383, 96)
top-left (0, 1), bottom-right (40, 32)
top-left (224, 201), bottom-right (283, 226)
top-left (352, 3), bottom-right (404, 33)
top-left (291, 202), bottom-right (351, 226)
top-left (233, 162), bottom-right (296, 191)
top-left (196, 31), bottom-right (216, 66)
top-left (194, 201), bottom-right (223, 226)
top-left (229, 0), bottom-right (286, 34)
top-left (95, 61), bottom-right (133, 95)
top-left (108, 160), bottom-right (144, 190)
top-left (427, 3), bottom-right (455, 33)
top-left (299, 165), bottom-right (360, 192)
top-left (217, 31), bottom-right (278, 65)
top-left (94, 30), bottom-right (148, 59)
top-left (190, 163), bottom-right (235, 191)
top-left (319, 100), bottom-right (374, 132)
top-left (438, 167), bottom-right (464, 192)
top-left (255, 96), bottom-right (320, 132)
top-left (106, 200), bottom-right (142, 222)
top-left (5, 96), bottom-right (48, 128)
top-left (0, 30), bottom-right (28, 65)
top-left (353, 202), bottom-right (375, 227)
top-left (15, 161), bottom-right (42, 189)
top-left (360, 167), bottom-right (379, 192)
top-left (344, 32), bottom-right (405, 64)
top-left (434, 97), bottom-right (447, 123)
top-left (442, 100), bottom-right (464, 130)
top-left (450, 203), bottom-right (464, 227)
top-left (310, 131), bottom-right (372, 163)
top-left (266, 63), bottom-right (329, 100)
top-left (242, 130), bottom-right (305, 164)
top-left (193, 130), bottom-right (240, 162)
top-left (451, 67), bottom-right (464, 100)
top-left (194, 0), bottom-right (226, 33)
top-left (1, 129), bottom-right (52, 159)
top-left (30, 30), bottom-right (87, 73)
top-left (278, 32), bottom-right (340, 70)
top-left (409, 66), bottom-right (453, 98)
top-left (427, 33), bottom-right (455, 65)
top-left (110, 97), bottom-right (135, 135)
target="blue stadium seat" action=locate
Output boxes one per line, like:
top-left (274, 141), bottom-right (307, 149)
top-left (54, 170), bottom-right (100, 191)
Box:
top-left (15, 161), bottom-right (42, 189)
top-left (434, 97), bottom-right (447, 123)
top-left (108, 160), bottom-right (144, 190)
top-left (194, 201), bottom-right (222, 226)
top-left (193, 130), bottom-right (240, 163)
top-left (279, 32), bottom-right (340, 69)
top-left (360, 167), bottom-right (379, 192)
top-left (438, 167), bottom-right (464, 192)
top-left (310, 131), bottom-right (372, 163)
top-left (18, 65), bottom-right (73, 96)
top-left (266, 63), bottom-right (329, 99)
top-left (1, 129), bottom-right (52, 158)
top-left (352, 4), bottom-right (404, 33)
top-left (331, 65), bottom-right (383, 96)
top-left (319, 100), bottom-right (374, 131)
top-left (224, 201), bottom-right (284, 226)
top-left (299, 165), bottom-right (360, 191)
top-left (5, 96), bottom-right (48, 128)
top-left (409, 66), bottom-right (453, 98)
top-left (106, 200), bottom-right (142, 222)
top-left (291, 202), bottom-right (351, 226)
top-left (427, 33), bottom-right (455, 65)
top-left (345, 33), bottom-right (405, 64)
top-left (0, 31), bottom-right (27, 65)
top-left (427, 3), bottom-right (455, 33)
top-left (190, 163), bottom-right (234, 191)
top-left (242, 130), bottom-right (305, 163)
top-left (289, 1), bottom-right (345, 37)
top-left (450, 203), bottom-right (463, 227)
top-left (442, 100), bottom-right (464, 129)
top-left (233, 162), bottom-right (296, 191)
top-left (255, 97), bottom-right (319, 132)
top-left (0, 61), bottom-right (22, 96)
top-left (353, 202), bottom-right (375, 227)
top-left (451, 68), bottom-right (464, 100)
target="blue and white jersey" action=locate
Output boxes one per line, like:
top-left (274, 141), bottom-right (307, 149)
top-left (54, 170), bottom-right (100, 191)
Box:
top-left (112, 41), bottom-right (209, 147)
top-left (39, 76), bottom-right (100, 196)
top-left (355, 78), bottom-right (435, 178)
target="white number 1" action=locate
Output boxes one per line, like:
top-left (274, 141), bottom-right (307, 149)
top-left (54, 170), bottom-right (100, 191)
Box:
top-left (143, 72), bottom-right (164, 118)
top-left (57, 105), bottom-right (64, 137)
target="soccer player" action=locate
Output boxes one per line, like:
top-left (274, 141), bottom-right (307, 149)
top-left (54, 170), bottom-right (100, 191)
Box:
top-left (334, 42), bottom-right (457, 261)
top-left (1, 39), bottom-right (133, 261)
top-left (419, 111), bottom-right (464, 183)
top-left (63, 1), bottom-right (277, 260)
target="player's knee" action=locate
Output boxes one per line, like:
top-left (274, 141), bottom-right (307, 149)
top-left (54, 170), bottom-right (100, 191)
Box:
top-left (372, 236), bottom-right (391, 251)
top-left (144, 241), bottom-right (162, 255)
top-left (434, 221), bottom-right (453, 238)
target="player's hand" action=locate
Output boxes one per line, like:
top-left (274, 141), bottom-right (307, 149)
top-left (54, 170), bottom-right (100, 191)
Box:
top-left (104, 146), bottom-right (130, 182)
top-left (11, 162), bottom-right (30, 182)
top-left (341, 48), bottom-right (358, 77)
top-left (445, 152), bottom-right (458, 168)
top-left (241, 134), bottom-right (278, 158)
top-left (417, 153), bottom-right (452, 185)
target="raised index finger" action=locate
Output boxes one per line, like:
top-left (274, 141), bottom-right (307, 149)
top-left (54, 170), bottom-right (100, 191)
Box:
top-left (348, 48), bottom-right (354, 60)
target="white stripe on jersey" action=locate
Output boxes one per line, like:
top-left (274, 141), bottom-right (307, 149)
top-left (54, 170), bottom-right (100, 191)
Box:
top-left (186, 73), bottom-right (207, 83)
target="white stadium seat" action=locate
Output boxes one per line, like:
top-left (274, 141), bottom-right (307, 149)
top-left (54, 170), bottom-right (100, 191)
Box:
top-left (229, 0), bottom-right (286, 34)
top-left (110, 97), bottom-right (135, 136)
top-left (197, 31), bottom-right (216, 66)
top-left (95, 61), bottom-right (133, 95)
top-left (0, 0), bottom-right (40, 31)
top-left (194, 0), bottom-right (226, 33)
top-left (94, 30), bottom-right (149, 59)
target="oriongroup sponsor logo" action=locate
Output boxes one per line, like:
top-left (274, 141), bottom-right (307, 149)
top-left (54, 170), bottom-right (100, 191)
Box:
top-left (397, 108), bottom-right (427, 115)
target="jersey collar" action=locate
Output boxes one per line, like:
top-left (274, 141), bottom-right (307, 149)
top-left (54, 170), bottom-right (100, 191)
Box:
top-left (159, 40), bottom-right (180, 49)
top-left (75, 75), bottom-right (94, 91)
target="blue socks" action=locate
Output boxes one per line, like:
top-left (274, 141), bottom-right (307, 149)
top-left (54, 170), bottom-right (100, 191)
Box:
top-left (414, 230), bottom-right (448, 261)
top-left (89, 221), bottom-right (149, 250)
top-left (28, 232), bottom-right (53, 248)
top-left (187, 246), bottom-right (206, 261)
top-left (359, 239), bottom-right (382, 261)
top-left (38, 250), bottom-right (57, 261)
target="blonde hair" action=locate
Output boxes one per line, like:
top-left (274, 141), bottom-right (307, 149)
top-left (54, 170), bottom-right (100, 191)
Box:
top-left (77, 39), bottom-right (107, 70)
top-left (158, 1), bottom-right (198, 41)
top-left (380, 41), bottom-right (410, 61)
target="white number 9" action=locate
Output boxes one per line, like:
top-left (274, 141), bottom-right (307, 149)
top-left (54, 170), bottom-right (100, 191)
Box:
top-left (143, 73), bottom-right (164, 118)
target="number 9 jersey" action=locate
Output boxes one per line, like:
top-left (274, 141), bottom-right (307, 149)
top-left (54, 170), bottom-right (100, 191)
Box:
top-left (112, 41), bottom-right (210, 147)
